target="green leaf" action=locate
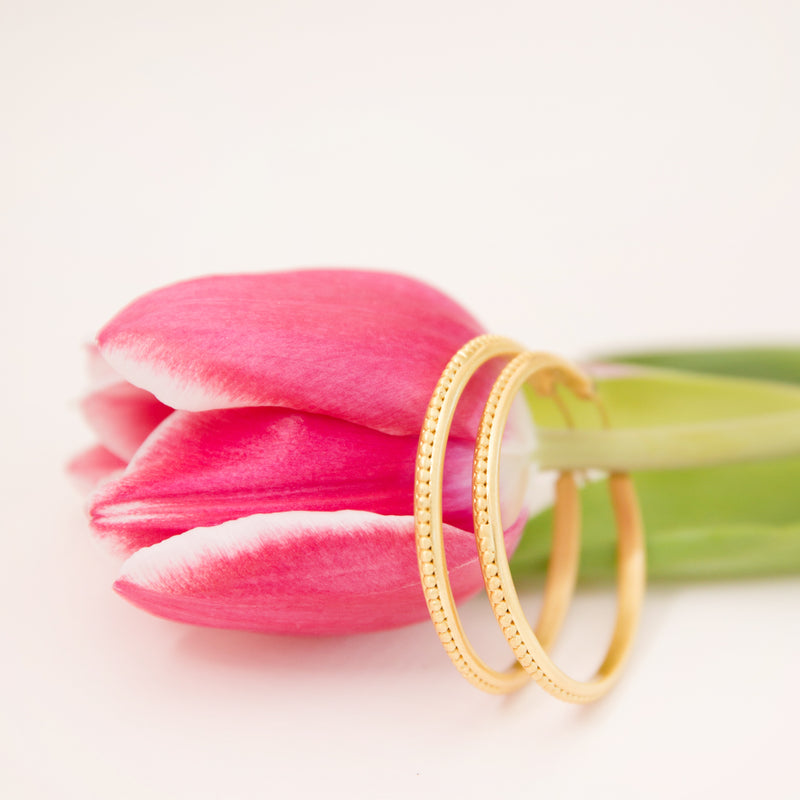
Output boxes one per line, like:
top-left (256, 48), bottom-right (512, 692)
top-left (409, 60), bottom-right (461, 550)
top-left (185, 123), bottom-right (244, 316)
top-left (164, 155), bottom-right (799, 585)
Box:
top-left (512, 456), bottom-right (800, 581)
top-left (516, 347), bottom-right (800, 581)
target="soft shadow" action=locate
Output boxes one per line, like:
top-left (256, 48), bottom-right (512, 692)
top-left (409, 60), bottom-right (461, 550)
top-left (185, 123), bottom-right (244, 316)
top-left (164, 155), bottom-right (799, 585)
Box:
top-left (173, 616), bottom-right (444, 681)
top-left (169, 582), bottom-right (691, 714)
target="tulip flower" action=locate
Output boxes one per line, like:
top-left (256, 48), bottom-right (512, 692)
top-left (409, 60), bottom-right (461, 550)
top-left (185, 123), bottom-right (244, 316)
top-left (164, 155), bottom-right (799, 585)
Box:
top-left (70, 270), bottom-right (534, 635)
top-left (72, 271), bottom-right (800, 638)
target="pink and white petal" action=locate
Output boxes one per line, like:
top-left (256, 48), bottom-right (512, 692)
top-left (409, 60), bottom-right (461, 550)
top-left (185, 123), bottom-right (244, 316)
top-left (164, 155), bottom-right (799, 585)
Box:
top-left (113, 510), bottom-right (527, 635)
top-left (90, 407), bottom-right (478, 553)
top-left (67, 445), bottom-right (127, 494)
top-left (81, 382), bottom-right (172, 461)
top-left (97, 269), bottom-right (491, 437)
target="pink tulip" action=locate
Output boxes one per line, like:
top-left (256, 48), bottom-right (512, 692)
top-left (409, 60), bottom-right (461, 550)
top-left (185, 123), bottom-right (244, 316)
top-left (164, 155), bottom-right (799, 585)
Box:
top-left (70, 269), bottom-right (532, 634)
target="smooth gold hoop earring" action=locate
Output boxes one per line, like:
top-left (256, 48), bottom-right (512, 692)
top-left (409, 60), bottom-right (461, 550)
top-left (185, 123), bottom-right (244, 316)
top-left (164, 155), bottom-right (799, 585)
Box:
top-left (414, 335), bottom-right (585, 694)
top-left (475, 351), bottom-right (646, 703)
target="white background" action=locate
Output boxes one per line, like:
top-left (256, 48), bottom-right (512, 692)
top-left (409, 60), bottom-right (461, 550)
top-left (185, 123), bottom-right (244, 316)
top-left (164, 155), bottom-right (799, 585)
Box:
top-left (2, 2), bottom-right (799, 798)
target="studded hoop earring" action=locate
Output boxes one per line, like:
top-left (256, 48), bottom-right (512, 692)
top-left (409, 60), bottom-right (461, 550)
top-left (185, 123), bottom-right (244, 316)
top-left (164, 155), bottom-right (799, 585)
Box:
top-left (415, 336), bottom-right (597, 694)
top-left (473, 351), bottom-right (645, 702)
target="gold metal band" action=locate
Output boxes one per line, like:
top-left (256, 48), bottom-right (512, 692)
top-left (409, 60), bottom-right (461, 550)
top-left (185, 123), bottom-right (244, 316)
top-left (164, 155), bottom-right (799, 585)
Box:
top-left (415, 337), bottom-right (646, 701)
top-left (415, 335), bottom-right (583, 694)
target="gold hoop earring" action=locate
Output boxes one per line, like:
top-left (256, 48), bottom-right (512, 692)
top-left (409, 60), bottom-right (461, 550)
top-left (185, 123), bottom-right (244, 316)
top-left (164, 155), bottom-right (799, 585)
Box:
top-left (475, 351), bottom-right (646, 702)
top-left (415, 336), bottom-right (585, 694)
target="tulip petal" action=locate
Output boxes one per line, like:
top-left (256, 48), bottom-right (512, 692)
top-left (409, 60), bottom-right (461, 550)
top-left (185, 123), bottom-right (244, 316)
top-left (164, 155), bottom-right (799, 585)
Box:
top-left (113, 509), bottom-right (526, 635)
top-left (96, 270), bottom-right (491, 437)
top-left (81, 382), bottom-right (172, 460)
top-left (90, 407), bottom-right (479, 553)
top-left (67, 445), bottom-right (126, 493)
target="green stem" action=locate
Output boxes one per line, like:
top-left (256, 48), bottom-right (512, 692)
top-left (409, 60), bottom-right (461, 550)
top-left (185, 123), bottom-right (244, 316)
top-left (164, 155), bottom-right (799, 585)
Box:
top-left (536, 409), bottom-right (800, 471)
top-left (525, 366), bottom-right (800, 472)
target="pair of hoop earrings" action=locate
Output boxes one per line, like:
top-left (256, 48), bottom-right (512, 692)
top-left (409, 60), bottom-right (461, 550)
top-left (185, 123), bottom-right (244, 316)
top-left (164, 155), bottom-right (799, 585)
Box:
top-left (414, 335), bottom-right (646, 702)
